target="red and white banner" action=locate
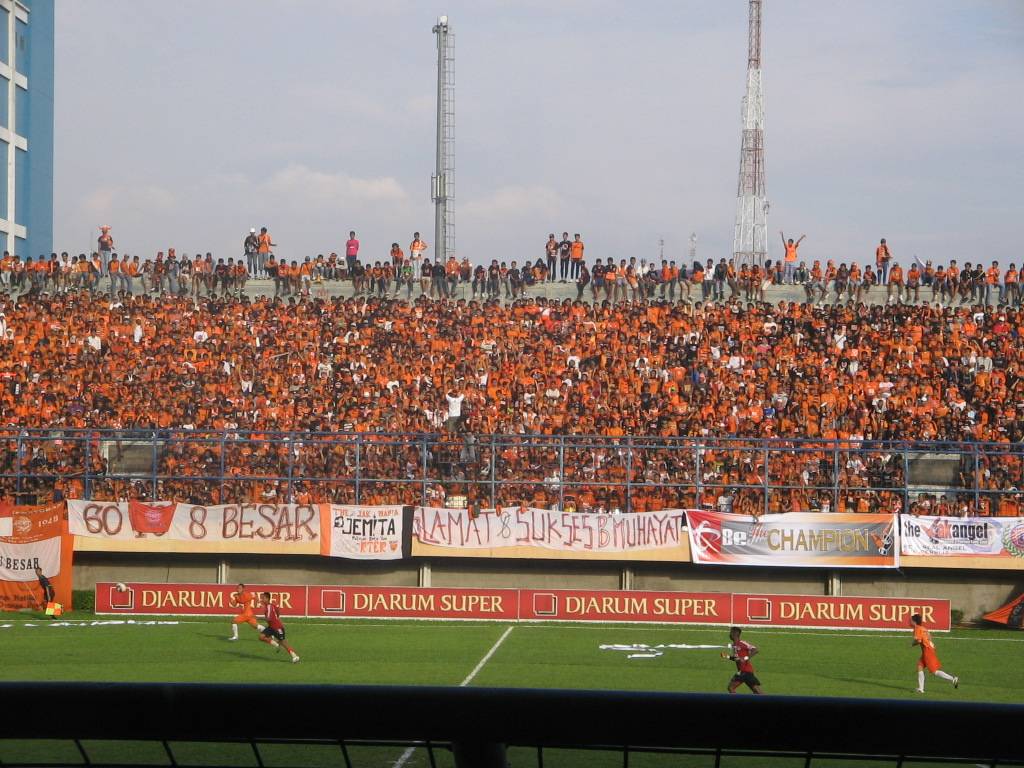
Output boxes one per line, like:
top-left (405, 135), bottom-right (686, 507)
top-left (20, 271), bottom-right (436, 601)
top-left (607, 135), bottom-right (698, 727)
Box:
top-left (413, 507), bottom-right (687, 553)
top-left (730, 593), bottom-right (950, 631)
top-left (94, 582), bottom-right (308, 616)
top-left (0, 503), bottom-right (74, 612)
top-left (69, 501), bottom-right (321, 555)
top-left (901, 515), bottom-right (1024, 559)
top-left (686, 510), bottom-right (899, 568)
top-left (519, 589), bottom-right (729, 624)
top-left (306, 585), bottom-right (518, 620)
top-left (95, 584), bottom-right (950, 630)
top-left (319, 505), bottom-right (404, 560)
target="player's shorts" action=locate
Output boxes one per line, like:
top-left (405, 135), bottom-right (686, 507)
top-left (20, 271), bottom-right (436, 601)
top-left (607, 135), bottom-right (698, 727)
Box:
top-left (918, 650), bottom-right (940, 673)
top-left (731, 672), bottom-right (761, 689)
top-left (262, 627), bottom-right (285, 642)
top-left (233, 612), bottom-right (257, 625)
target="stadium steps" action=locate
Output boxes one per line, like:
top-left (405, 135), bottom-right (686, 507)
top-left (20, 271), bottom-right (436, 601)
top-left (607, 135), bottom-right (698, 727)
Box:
top-left (101, 439), bottom-right (163, 476)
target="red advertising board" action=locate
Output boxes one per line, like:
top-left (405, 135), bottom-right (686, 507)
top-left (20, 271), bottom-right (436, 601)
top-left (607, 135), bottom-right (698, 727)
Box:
top-left (94, 582), bottom-right (308, 616)
top-left (95, 584), bottom-right (951, 630)
top-left (519, 589), bottom-right (729, 624)
top-left (731, 593), bottom-right (951, 631)
top-left (306, 585), bottom-right (518, 620)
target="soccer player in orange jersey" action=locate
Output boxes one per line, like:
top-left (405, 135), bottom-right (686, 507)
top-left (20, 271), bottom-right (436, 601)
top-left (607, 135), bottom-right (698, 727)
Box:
top-left (910, 613), bottom-right (958, 693)
top-left (228, 583), bottom-right (264, 641)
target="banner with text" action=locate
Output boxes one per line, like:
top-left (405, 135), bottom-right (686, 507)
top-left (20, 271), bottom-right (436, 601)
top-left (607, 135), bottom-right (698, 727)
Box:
top-left (412, 507), bottom-right (689, 561)
top-left (519, 589), bottom-right (729, 624)
top-left (319, 505), bottom-right (405, 560)
top-left (69, 501), bottom-right (320, 555)
top-left (686, 510), bottom-right (899, 568)
top-left (94, 582), bottom-right (309, 616)
top-left (901, 516), bottom-right (1024, 560)
top-left (0, 503), bottom-right (74, 611)
top-left (306, 585), bottom-right (518, 620)
top-left (95, 584), bottom-right (949, 630)
top-left (731, 593), bottom-right (950, 630)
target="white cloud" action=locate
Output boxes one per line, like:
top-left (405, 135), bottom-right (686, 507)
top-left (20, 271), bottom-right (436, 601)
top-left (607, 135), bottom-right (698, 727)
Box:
top-left (264, 164), bottom-right (408, 208)
top-left (462, 184), bottom-right (566, 220)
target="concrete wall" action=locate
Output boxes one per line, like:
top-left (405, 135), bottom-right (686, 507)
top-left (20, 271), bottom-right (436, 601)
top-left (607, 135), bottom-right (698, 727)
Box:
top-left (632, 565), bottom-right (828, 595)
top-left (840, 572), bottom-right (1021, 623)
top-left (74, 553), bottom-right (1022, 623)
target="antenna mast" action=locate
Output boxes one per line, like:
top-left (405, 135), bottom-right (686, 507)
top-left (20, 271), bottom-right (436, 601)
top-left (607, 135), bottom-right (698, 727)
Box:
top-left (732, 0), bottom-right (768, 268)
top-left (432, 16), bottom-right (455, 263)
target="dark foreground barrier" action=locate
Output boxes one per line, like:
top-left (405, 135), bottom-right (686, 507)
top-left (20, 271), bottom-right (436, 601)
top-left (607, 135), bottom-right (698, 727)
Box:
top-left (0, 683), bottom-right (1021, 767)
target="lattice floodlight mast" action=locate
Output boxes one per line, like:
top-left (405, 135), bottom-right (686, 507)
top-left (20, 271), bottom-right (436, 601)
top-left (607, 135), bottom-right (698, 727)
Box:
top-left (432, 15), bottom-right (455, 264)
top-left (733, 0), bottom-right (768, 268)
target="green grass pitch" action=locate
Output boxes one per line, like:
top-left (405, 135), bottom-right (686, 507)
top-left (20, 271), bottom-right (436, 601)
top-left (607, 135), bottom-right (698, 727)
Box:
top-left (1, 613), bottom-right (1021, 768)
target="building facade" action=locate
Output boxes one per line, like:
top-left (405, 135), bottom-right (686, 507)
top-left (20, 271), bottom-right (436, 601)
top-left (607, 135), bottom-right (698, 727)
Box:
top-left (0, 0), bottom-right (53, 259)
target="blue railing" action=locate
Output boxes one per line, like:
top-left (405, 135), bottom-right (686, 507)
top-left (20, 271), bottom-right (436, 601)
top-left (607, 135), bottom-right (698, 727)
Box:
top-left (1, 429), bottom-right (1021, 514)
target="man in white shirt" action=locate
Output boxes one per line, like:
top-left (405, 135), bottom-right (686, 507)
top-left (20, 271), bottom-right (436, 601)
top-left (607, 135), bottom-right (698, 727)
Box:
top-left (445, 390), bottom-right (465, 432)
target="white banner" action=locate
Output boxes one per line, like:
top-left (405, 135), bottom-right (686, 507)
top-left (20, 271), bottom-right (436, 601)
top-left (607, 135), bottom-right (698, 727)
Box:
top-left (900, 515), bottom-right (1024, 558)
top-left (68, 500), bottom-right (320, 552)
top-left (0, 537), bottom-right (60, 581)
top-left (326, 505), bottom-right (404, 560)
top-left (413, 507), bottom-right (687, 552)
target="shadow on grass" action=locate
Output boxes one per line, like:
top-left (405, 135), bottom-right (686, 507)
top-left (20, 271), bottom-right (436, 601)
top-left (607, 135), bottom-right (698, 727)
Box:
top-left (822, 676), bottom-right (912, 693)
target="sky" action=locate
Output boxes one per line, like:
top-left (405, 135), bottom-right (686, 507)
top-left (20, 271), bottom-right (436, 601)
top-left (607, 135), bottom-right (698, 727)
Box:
top-left (54, 1), bottom-right (1024, 268)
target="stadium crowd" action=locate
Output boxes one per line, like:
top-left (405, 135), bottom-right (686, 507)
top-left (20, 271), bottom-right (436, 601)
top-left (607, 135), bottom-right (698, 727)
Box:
top-left (0, 230), bottom-right (1021, 515)
top-left (1, 229), bottom-right (1021, 308)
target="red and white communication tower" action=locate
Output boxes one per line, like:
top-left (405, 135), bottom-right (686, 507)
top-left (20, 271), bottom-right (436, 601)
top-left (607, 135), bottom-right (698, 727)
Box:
top-left (732, 0), bottom-right (769, 267)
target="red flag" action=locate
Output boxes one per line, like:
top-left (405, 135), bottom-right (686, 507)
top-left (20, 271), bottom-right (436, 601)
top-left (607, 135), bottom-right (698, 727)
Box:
top-left (983, 593), bottom-right (1024, 629)
top-left (128, 501), bottom-right (175, 535)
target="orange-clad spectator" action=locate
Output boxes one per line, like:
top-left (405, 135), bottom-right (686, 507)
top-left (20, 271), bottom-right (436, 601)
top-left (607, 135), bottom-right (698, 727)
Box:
top-left (569, 234), bottom-right (585, 280)
top-left (780, 230), bottom-right (805, 285)
top-left (876, 238), bottom-right (892, 283)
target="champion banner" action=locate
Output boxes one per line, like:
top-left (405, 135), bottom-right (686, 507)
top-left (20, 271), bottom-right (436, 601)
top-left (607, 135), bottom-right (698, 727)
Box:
top-left (686, 510), bottom-right (899, 568)
top-left (68, 500), bottom-right (321, 555)
top-left (412, 507), bottom-right (689, 560)
top-left (901, 515), bottom-right (1024, 559)
top-left (0, 503), bottom-right (74, 611)
top-left (319, 505), bottom-right (404, 560)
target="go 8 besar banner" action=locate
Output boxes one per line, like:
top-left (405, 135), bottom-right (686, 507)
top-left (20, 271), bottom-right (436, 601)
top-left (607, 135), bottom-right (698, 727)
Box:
top-left (686, 510), bottom-right (899, 568)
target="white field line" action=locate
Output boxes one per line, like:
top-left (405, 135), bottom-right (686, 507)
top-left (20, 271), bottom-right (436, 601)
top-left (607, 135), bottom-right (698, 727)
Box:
top-left (394, 626), bottom-right (515, 768)
top-left (460, 625), bottom-right (515, 686)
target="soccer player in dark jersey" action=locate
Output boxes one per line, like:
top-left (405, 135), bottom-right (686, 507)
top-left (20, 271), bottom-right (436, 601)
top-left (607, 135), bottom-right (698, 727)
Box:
top-left (35, 566), bottom-right (54, 606)
top-left (259, 592), bottom-right (300, 663)
top-left (723, 627), bottom-right (763, 694)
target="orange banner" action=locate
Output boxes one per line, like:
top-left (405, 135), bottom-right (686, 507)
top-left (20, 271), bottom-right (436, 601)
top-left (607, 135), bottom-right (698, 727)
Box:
top-left (0, 503), bottom-right (73, 612)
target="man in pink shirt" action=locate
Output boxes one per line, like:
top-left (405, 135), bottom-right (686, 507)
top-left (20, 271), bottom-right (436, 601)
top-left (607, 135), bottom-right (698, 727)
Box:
top-left (345, 231), bottom-right (360, 277)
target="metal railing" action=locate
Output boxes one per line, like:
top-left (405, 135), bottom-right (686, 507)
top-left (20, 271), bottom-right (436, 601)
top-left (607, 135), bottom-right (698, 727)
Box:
top-left (1, 429), bottom-right (1021, 515)
top-left (0, 683), bottom-right (1021, 767)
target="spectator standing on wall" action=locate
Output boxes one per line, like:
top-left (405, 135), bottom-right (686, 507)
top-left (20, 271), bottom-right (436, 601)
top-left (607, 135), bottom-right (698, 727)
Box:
top-left (97, 226), bottom-right (114, 276)
top-left (345, 231), bottom-right (360, 276)
top-left (780, 230), bottom-right (804, 285)
top-left (876, 238), bottom-right (892, 285)
top-left (244, 228), bottom-right (259, 276)
top-left (545, 234), bottom-right (558, 282)
top-left (257, 227), bottom-right (275, 277)
top-left (570, 234), bottom-right (585, 280)
top-left (410, 232), bottom-right (428, 273)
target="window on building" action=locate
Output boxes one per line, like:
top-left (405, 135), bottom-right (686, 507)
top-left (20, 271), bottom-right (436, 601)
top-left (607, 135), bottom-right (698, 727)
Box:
top-left (0, 8), bottom-right (8, 66)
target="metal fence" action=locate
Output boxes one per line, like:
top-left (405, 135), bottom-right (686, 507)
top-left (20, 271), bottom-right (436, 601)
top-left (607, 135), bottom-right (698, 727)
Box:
top-left (0, 683), bottom-right (1021, 768)
top-left (1, 429), bottom-right (1022, 515)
